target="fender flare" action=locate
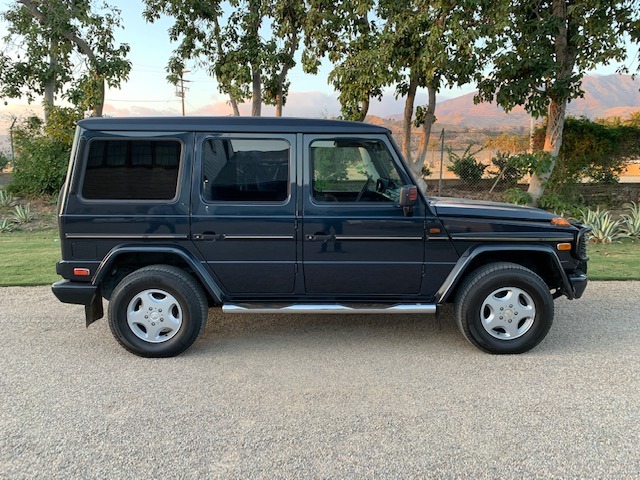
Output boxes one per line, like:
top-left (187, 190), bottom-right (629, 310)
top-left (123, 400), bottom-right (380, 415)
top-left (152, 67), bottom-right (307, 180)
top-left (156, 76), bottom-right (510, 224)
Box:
top-left (435, 244), bottom-right (574, 303)
top-left (93, 245), bottom-right (225, 304)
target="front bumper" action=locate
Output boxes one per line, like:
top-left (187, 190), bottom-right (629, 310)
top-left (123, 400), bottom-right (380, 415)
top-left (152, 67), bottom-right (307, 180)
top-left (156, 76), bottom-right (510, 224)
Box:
top-left (568, 271), bottom-right (588, 299)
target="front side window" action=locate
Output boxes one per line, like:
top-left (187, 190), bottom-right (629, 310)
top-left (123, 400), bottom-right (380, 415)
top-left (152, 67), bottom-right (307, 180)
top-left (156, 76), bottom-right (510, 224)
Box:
top-left (82, 139), bottom-right (181, 200)
top-left (311, 138), bottom-right (403, 203)
top-left (201, 138), bottom-right (289, 202)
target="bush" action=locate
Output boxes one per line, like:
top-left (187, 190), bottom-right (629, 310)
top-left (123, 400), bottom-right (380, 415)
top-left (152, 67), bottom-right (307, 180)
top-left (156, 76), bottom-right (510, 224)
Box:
top-left (8, 107), bottom-right (81, 197)
top-left (447, 145), bottom-right (485, 185)
top-left (0, 150), bottom-right (10, 170)
top-left (488, 152), bottom-right (527, 187)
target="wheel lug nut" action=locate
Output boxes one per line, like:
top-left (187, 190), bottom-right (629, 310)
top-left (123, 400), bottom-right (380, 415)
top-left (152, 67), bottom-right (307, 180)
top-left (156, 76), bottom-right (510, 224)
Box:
top-left (509, 304), bottom-right (513, 308)
top-left (145, 315), bottom-right (148, 319)
top-left (499, 316), bottom-right (503, 320)
top-left (515, 312), bottom-right (518, 315)
top-left (159, 309), bottom-right (162, 312)
top-left (160, 319), bottom-right (164, 322)
top-left (151, 322), bottom-right (155, 326)
top-left (149, 307), bottom-right (152, 311)
top-left (500, 307), bottom-right (504, 311)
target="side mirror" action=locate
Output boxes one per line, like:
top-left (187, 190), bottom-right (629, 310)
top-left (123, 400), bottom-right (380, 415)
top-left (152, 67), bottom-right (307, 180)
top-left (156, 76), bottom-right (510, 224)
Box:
top-left (398, 185), bottom-right (418, 217)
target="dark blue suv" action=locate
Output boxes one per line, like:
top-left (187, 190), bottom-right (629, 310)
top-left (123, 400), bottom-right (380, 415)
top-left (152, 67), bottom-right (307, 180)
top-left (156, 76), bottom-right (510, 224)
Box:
top-left (52, 117), bottom-right (589, 357)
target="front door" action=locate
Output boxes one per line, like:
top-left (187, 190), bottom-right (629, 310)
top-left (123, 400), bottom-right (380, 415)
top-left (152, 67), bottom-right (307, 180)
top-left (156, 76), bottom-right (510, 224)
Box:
top-left (191, 133), bottom-right (297, 297)
top-left (302, 134), bottom-right (425, 297)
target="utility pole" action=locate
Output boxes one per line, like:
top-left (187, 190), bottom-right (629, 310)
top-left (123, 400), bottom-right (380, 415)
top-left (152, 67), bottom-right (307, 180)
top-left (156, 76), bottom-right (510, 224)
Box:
top-left (176, 70), bottom-right (191, 116)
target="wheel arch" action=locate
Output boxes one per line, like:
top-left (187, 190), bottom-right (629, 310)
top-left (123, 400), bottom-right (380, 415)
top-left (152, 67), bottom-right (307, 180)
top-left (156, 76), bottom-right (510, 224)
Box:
top-left (93, 245), bottom-right (225, 305)
top-left (436, 244), bottom-right (573, 304)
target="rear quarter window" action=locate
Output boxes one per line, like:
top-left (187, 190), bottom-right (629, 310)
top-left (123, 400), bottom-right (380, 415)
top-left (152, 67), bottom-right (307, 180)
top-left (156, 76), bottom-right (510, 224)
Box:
top-left (81, 139), bottom-right (182, 200)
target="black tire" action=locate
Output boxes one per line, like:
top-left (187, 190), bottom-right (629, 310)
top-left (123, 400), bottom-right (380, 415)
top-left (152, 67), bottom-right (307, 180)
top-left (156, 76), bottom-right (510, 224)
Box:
top-left (454, 262), bottom-right (553, 354)
top-left (108, 265), bottom-right (208, 357)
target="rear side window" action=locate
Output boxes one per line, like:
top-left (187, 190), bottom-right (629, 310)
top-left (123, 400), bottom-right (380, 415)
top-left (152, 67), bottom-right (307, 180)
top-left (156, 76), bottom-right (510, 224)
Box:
top-left (201, 138), bottom-right (289, 202)
top-left (82, 139), bottom-right (181, 200)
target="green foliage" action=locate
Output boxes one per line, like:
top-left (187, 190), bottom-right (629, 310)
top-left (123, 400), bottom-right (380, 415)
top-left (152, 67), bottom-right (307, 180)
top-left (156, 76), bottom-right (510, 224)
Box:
top-left (0, 0), bottom-right (131, 116)
top-left (488, 152), bottom-right (527, 186)
top-left (0, 189), bottom-right (14, 207)
top-left (484, 133), bottom-right (529, 154)
top-left (0, 150), bottom-right (10, 170)
top-left (621, 202), bottom-right (640, 238)
top-left (8, 108), bottom-right (79, 196)
top-left (11, 203), bottom-right (34, 224)
top-left (447, 145), bottom-right (486, 184)
top-left (421, 166), bottom-right (432, 179)
top-left (503, 187), bottom-right (531, 206)
top-left (144, 0), bottom-right (304, 116)
top-left (0, 219), bottom-right (14, 233)
top-left (538, 193), bottom-right (578, 216)
top-left (578, 207), bottom-right (627, 244)
top-left (532, 117), bottom-right (640, 202)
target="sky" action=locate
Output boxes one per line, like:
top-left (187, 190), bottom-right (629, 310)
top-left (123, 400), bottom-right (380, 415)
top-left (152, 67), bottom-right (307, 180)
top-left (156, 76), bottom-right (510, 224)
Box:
top-left (0, 0), bottom-right (639, 122)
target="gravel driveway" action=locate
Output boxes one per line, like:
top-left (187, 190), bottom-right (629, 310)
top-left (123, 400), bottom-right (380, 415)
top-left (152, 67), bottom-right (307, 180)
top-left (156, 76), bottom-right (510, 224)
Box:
top-left (1, 282), bottom-right (639, 479)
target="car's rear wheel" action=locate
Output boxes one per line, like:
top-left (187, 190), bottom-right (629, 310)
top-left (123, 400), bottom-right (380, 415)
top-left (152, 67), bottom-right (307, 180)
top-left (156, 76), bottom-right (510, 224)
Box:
top-left (108, 265), bottom-right (208, 357)
top-left (455, 262), bottom-right (553, 354)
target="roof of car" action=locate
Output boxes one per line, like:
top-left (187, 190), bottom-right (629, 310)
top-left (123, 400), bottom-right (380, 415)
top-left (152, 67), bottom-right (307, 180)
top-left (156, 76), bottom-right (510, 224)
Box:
top-left (78, 116), bottom-right (390, 134)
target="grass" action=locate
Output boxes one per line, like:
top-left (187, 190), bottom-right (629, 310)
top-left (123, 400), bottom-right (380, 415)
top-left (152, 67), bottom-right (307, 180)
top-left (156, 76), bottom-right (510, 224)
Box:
top-left (0, 229), bottom-right (61, 286)
top-left (0, 228), bottom-right (638, 286)
top-left (587, 237), bottom-right (640, 281)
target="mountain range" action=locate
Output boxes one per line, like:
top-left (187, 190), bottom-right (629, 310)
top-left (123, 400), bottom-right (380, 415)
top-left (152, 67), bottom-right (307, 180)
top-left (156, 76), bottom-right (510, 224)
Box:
top-left (387, 74), bottom-right (640, 129)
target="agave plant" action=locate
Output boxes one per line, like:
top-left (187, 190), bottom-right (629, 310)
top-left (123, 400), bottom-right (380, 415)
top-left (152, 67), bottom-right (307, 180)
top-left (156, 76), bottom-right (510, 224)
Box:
top-left (578, 207), bottom-right (628, 244)
top-left (12, 203), bottom-right (34, 224)
top-left (0, 189), bottom-right (13, 207)
top-left (0, 218), bottom-right (14, 233)
top-left (621, 201), bottom-right (640, 238)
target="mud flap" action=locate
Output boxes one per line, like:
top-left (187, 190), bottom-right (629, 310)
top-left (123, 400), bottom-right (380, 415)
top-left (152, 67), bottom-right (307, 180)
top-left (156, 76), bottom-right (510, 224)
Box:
top-left (85, 292), bottom-right (104, 327)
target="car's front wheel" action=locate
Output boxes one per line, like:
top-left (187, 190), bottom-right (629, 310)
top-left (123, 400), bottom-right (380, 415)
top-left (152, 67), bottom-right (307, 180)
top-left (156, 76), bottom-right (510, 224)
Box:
top-left (108, 265), bottom-right (208, 357)
top-left (455, 262), bottom-right (554, 354)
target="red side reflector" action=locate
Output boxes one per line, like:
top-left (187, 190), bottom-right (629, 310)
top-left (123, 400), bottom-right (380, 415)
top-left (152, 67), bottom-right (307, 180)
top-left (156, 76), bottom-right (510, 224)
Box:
top-left (409, 189), bottom-right (418, 201)
top-left (74, 268), bottom-right (91, 276)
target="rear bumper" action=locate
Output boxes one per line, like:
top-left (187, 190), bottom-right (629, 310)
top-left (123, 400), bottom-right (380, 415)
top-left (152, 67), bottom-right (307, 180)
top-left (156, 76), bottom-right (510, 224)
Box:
top-left (52, 279), bottom-right (98, 305)
top-left (52, 280), bottom-right (104, 326)
top-left (568, 272), bottom-right (588, 299)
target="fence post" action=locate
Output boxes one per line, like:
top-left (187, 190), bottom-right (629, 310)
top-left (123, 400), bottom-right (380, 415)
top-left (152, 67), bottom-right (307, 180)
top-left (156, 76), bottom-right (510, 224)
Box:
top-left (438, 128), bottom-right (445, 196)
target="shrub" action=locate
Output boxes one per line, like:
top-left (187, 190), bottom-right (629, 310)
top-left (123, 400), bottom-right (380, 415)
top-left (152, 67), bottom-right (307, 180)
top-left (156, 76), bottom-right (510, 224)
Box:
top-left (488, 152), bottom-right (527, 187)
top-left (8, 107), bottom-right (81, 197)
top-left (0, 219), bottom-right (14, 233)
top-left (0, 189), bottom-right (14, 207)
top-left (503, 187), bottom-right (531, 206)
top-left (12, 203), bottom-right (34, 224)
top-left (447, 145), bottom-right (486, 185)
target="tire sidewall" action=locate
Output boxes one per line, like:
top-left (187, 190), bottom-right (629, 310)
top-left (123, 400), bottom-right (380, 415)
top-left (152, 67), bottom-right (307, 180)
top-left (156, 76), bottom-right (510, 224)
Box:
top-left (461, 269), bottom-right (553, 354)
top-left (109, 271), bottom-right (202, 357)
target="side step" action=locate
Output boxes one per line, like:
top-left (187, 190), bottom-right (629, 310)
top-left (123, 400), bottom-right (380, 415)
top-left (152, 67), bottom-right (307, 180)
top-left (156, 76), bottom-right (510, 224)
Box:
top-left (222, 304), bottom-right (437, 314)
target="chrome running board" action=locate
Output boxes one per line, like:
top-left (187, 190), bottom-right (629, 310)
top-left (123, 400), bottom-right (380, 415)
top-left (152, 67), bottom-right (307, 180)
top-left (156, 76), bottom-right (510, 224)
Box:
top-left (222, 304), bottom-right (437, 314)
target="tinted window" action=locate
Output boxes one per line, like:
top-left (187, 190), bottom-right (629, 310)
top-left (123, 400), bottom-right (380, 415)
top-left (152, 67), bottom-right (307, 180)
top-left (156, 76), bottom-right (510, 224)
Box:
top-left (82, 140), bottom-right (181, 200)
top-left (202, 138), bottom-right (289, 202)
top-left (311, 139), bottom-right (403, 203)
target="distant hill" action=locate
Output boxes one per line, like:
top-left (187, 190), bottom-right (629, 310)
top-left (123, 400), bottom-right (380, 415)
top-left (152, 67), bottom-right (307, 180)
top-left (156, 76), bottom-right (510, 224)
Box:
top-left (387, 74), bottom-right (640, 129)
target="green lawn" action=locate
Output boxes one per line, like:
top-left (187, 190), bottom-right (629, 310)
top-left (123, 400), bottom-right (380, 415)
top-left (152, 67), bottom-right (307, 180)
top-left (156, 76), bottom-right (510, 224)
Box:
top-left (0, 229), bottom-right (61, 286)
top-left (0, 228), bottom-right (638, 286)
top-left (587, 238), bottom-right (640, 281)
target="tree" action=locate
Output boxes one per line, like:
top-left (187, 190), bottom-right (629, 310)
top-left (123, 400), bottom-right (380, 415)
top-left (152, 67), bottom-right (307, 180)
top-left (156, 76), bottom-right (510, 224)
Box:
top-left (304, 0), bottom-right (495, 185)
top-left (144, 0), bottom-right (304, 117)
top-left (0, 0), bottom-right (131, 121)
top-left (477, 0), bottom-right (640, 206)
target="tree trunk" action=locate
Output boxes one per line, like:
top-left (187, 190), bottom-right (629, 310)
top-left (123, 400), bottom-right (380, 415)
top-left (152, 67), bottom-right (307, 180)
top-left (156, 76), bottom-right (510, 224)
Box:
top-left (251, 66), bottom-right (262, 116)
top-left (401, 70), bottom-right (418, 164)
top-left (229, 95), bottom-right (240, 116)
top-left (275, 90), bottom-right (283, 117)
top-left (356, 97), bottom-right (369, 122)
top-left (527, 97), bottom-right (567, 205)
top-left (44, 40), bottom-right (57, 125)
top-left (527, 0), bottom-right (574, 207)
top-left (92, 73), bottom-right (105, 117)
top-left (414, 84), bottom-right (437, 174)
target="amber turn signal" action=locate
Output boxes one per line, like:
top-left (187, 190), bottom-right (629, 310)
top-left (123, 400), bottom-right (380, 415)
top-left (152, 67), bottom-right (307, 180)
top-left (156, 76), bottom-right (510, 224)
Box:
top-left (556, 243), bottom-right (572, 251)
top-left (551, 217), bottom-right (571, 226)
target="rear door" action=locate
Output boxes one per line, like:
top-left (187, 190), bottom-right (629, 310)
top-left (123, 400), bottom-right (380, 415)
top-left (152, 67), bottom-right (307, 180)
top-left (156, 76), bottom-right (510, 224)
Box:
top-left (302, 134), bottom-right (425, 297)
top-left (191, 133), bottom-right (297, 297)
